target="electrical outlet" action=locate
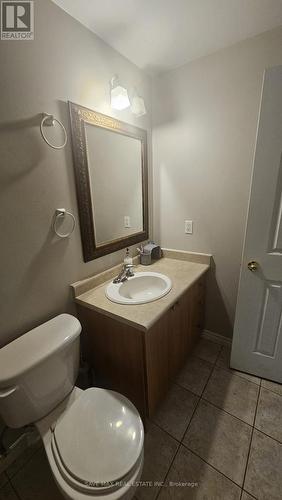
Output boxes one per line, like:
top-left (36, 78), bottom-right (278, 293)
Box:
top-left (124, 216), bottom-right (131, 228)
top-left (184, 220), bottom-right (193, 234)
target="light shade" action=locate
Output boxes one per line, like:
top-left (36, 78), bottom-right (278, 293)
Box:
top-left (131, 95), bottom-right (146, 117)
top-left (111, 83), bottom-right (130, 110)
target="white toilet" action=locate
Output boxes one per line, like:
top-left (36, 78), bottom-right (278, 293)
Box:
top-left (0, 314), bottom-right (144, 500)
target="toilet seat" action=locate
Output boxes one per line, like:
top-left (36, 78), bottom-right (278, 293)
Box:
top-left (49, 388), bottom-right (144, 496)
top-left (51, 437), bottom-right (143, 496)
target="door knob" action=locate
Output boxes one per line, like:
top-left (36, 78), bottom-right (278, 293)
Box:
top-left (248, 260), bottom-right (259, 272)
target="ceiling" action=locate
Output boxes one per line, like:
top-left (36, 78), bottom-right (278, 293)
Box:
top-left (52, 0), bottom-right (282, 75)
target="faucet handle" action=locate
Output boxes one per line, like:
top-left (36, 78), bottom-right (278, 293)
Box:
top-left (125, 263), bottom-right (135, 277)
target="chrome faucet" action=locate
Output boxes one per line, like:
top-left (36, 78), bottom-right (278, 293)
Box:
top-left (113, 264), bottom-right (135, 284)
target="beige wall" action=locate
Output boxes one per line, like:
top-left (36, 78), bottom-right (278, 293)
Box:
top-left (0, 0), bottom-right (151, 347)
top-left (152, 27), bottom-right (282, 338)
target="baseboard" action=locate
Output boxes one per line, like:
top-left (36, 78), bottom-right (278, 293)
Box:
top-left (201, 329), bottom-right (232, 346)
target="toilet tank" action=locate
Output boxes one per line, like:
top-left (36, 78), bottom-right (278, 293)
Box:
top-left (0, 314), bottom-right (81, 428)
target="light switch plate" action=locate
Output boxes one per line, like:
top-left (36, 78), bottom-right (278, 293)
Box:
top-left (124, 216), bottom-right (131, 228)
top-left (185, 220), bottom-right (193, 234)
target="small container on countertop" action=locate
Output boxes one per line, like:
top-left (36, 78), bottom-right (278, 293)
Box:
top-left (137, 241), bottom-right (162, 265)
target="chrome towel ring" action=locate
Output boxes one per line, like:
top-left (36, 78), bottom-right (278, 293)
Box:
top-left (53, 209), bottom-right (76, 238)
top-left (40, 113), bottom-right (67, 149)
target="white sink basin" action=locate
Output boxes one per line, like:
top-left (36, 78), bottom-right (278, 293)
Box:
top-left (106, 272), bottom-right (172, 305)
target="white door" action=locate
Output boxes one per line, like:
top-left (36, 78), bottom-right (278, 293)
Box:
top-left (231, 65), bottom-right (282, 382)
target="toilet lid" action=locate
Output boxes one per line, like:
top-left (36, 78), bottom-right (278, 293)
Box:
top-left (52, 388), bottom-right (143, 488)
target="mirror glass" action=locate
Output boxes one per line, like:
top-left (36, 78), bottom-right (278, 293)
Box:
top-left (85, 123), bottom-right (143, 245)
top-left (69, 102), bottom-right (148, 262)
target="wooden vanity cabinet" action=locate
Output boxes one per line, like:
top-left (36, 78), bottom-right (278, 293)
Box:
top-left (76, 275), bottom-right (205, 422)
top-left (146, 275), bottom-right (205, 415)
top-left (76, 304), bottom-right (147, 420)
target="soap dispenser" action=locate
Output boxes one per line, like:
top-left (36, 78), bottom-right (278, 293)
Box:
top-left (124, 248), bottom-right (133, 266)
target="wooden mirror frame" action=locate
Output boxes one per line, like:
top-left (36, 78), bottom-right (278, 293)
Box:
top-left (69, 102), bottom-right (149, 262)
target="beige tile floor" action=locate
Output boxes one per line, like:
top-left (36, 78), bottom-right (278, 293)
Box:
top-left (1, 338), bottom-right (282, 500)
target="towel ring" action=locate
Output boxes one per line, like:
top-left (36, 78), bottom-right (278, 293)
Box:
top-left (53, 209), bottom-right (76, 238)
top-left (40, 113), bottom-right (67, 149)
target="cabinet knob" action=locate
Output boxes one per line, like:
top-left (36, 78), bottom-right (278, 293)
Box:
top-left (171, 301), bottom-right (179, 311)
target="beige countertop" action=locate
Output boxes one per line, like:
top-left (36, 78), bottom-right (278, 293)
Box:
top-left (71, 249), bottom-right (211, 332)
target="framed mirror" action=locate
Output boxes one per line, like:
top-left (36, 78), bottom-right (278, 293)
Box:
top-left (69, 102), bottom-right (148, 262)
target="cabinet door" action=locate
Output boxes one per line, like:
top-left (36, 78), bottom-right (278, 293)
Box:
top-left (190, 276), bottom-right (206, 345)
top-left (145, 309), bottom-right (170, 416)
top-left (168, 277), bottom-right (206, 380)
top-left (76, 304), bottom-right (147, 422)
top-left (168, 291), bottom-right (191, 381)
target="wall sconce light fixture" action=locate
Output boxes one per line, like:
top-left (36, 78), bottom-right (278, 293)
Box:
top-left (131, 93), bottom-right (146, 117)
top-left (110, 76), bottom-right (130, 110)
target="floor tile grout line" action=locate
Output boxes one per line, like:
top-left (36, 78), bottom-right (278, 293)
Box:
top-left (212, 342), bottom-right (262, 388)
top-left (180, 350), bottom-right (246, 492)
top-left (157, 339), bottom-right (279, 500)
top-left (149, 419), bottom-right (182, 445)
top-left (240, 383), bottom-right (261, 497)
top-left (252, 382), bottom-right (261, 428)
top-left (150, 390), bottom-right (268, 495)
top-left (197, 344), bottom-right (223, 399)
top-left (153, 345), bottom-right (220, 500)
top-left (153, 347), bottom-right (277, 460)
top-left (8, 478), bottom-right (21, 500)
top-left (153, 385), bottom-right (272, 444)
top-left (181, 443), bottom-right (243, 491)
top-left (6, 447), bottom-right (45, 500)
top-left (149, 358), bottom-right (217, 444)
top-left (0, 471), bottom-right (9, 486)
top-left (199, 350), bottom-right (219, 396)
top-left (155, 441), bottom-right (181, 500)
top-left (182, 345), bottom-right (256, 494)
top-left (149, 380), bottom-right (204, 446)
top-left (195, 339), bottom-right (282, 394)
top-left (176, 349), bottom-right (220, 446)
top-left (152, 354), bottom-right (279, 498)
top-left (212, 364), bottom-right (261, 388)
top-left (0, 471), bottom-right (22, 500)
top-left (183, 353), bottom-right (214, 368)
top-left (175, 379), bottom-right (261, 431)
top-left (252, 372), bottom-right (282, 444)
top-left (151, 413), bottom-right (257, 497)
top-left (5, 443), bottom-right (43, 481)
top-left (252, 425), bottom-right (282, 445)
top-left (215, 344), bottom-right (224, 364)
top-left (193, 339), bottom-right (223, 367)
top-left (180, 392), bottom-right (202, 442)
top-left (1, 436), bottom-right (42, 480)
top-left (200, 396), bottom-right (254, 428)
top-left (174, 344), bottom-right (221, 399)
top-left (174, 380), bottom-right (203, 398)
top-left (241, 490), bottom-right (257, 500)
top-left (259, 383), bottom-right (282, 399)
top-left (208, 343), bottom-right (260, 500)
top-left (192, 354), bottom-right (220, 366)
top-left (260, 380), bottom-right (282, 397)
top-left (152, 341), bottom-right (278, 500)
top-left (169, 380), bottom-right (200, 399)
top-left (148, 388), bottom-right (282, 450)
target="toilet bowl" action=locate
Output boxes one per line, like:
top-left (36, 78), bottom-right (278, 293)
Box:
top-left (0, 314), bottom-right (144, 500)
top-left (37, 386), bottom-right (144, 500)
